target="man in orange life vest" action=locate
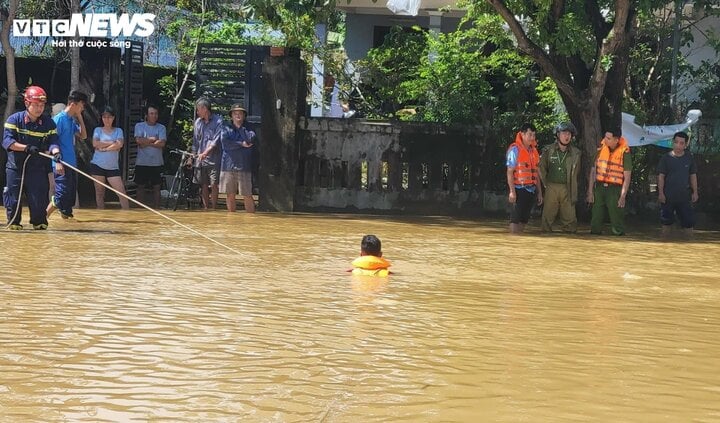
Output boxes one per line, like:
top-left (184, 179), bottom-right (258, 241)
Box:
top-left (506, 123), bottom-right (543, 234)
top-left (350, 234), bottom-right (391, 277)
top-left (586, 129), bottom-right (632, 235)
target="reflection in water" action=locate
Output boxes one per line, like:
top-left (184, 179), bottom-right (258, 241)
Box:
top-left (1, 209), bottom-right (719, 422)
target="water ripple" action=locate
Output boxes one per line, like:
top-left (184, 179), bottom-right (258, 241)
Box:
top-left (2, 212), bottom-right (720, 421)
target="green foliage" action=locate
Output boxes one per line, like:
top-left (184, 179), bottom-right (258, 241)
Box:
top-left (157, 74), bottom-right (194, 144)
top-left (203, 21), bottom-right (284, 46)
top-left (694, 60), bottom-right (720, 116)
top-left (352, 11), bottom-right (567, 189)
top-left (357, 26), bottom-right (427, 119)
top-left (174, 118), bottom-right (195, 150)
top-left (549, 12), bottom-right (596, 63)
top-left (157, 75), bottom-right (178, 109)
top-left (15, 0), bottom-right (63, 19)
top-left (533, 77), bottom-right (566, 138)
top-left (356, 16), bottom-right (562, 133)
top-left (245, 0), bottom-right (344, 49)
top-left (243, 0), bottom-right (348, 112)
top-left (599, 54), bottom-right (614, 72)
top-left (626, 5), bottom-right (719, 124)
top-left (407, 26), bottom-right (499, 124)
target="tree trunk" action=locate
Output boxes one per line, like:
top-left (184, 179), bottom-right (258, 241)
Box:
top-left (600, 21), bottom-right (634, 134)
top-left (166, 0), bottom-right (205, 137)
top-left (575, 106), bottom-right (603, 171)
top-left (559, 92), bottom-right (601, 170)
top-left (167, 57), bottom-right (195, 135)
top-left (70, 0), bottom-right (80, 90)
top-left (1, 0), bottom-right (19, 122)
top-left (1, 0), bottom-right (19, 189)
top-left (561, 92), bottom-right (603, 217)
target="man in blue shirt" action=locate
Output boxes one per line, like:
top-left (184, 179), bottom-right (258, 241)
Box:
top-left (3, 86), bottom-right (59, 230)
top-left (506, 123), bottom-right (543, 234)
top-left (191, 98), bottom-right (223, 209)
top-left (47, 90), bottom-right (88, 219)
top-left (220, 103), bottom-right (256, 213)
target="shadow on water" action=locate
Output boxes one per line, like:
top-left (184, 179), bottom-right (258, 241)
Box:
top-left (51, 228), bottom-right (134, 234)
top-left (256, 211), bottom-right (507, 230)
top-left (0, 228), bottom-right (132, 235)
top-left (515, 226), bottom-right (720, 244)
top-left (257, 211), bottom-right (720, 243)
top-left (75, 218), bottom-right (162, 226)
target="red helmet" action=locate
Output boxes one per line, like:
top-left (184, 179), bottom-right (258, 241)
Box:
top-left (24, 86), bottom-right (47, 103)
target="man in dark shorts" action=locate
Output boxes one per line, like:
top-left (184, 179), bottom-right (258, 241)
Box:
top-left (506, 123), bottom-right (543, 234)
top-left (191, 98), bottom-right (223, 210)
top-left (658, 131), bottom-right (699, 238)
top-left (134, 105), bottom-right (166, 208)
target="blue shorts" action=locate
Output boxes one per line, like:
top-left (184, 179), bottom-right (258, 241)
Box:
top-left (660, 201), bottom-right (695, 228)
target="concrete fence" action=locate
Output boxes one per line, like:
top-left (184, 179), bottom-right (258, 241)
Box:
top-left (293, 117), bottom-right (503, 215)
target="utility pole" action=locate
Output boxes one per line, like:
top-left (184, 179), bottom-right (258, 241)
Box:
top-left (70, 0), bottom-right (80, 90)
top-left (669, 0), bottom-right (685, 118)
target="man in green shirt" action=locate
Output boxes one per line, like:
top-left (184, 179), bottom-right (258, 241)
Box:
top-left (538, 122), bottom-right (582, 232)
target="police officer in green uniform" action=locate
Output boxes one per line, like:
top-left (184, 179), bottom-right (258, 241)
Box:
top-left (587, 129), bottom-right (633, 236)
top-left (538, 122), bottom-right (582, 232)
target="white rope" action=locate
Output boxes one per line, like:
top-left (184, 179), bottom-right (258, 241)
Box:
top-left (37, 152), bottom-right (243, 255)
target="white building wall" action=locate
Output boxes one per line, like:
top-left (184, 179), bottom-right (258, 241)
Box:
top-left (679, 11), bottom-right (719, 102)
top-left (344, 14), bottom-right (461, 61)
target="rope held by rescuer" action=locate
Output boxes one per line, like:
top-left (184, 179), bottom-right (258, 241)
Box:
top-left (4, 151), bottom-right (243, 255)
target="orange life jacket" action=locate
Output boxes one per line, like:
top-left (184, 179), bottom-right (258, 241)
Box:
top-left (351, 255), bottom-right (391, 277)
top-left (508, 132), bottom-right (539, 186)
top-left (595, 137), bottom-right (629, 185)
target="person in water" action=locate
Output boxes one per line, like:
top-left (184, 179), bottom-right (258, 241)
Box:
top-left (350, 234), bottom-right (392, 277)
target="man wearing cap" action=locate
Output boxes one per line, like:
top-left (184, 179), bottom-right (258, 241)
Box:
top-left (586, 129), bottom-right (632, 235)
top-left (3, 85), bottom-right (59, 230)
top-left (220, 103), bottom-right (256, 213)
top-left (192, 98), bottom-right (223, 210)
top-left (538, 122), bottom-right (582, 232)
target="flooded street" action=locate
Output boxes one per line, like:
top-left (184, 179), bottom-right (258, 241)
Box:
top-left (2, 209), bottom-right (719, 422)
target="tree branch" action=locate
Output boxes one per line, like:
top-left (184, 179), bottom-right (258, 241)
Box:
top-left (1, 0), bottom-right (19, 122)
top-left (548, 0), bottom-right (564, 34)
top-left (584, 0), bottom-right (611, 44)
top-left (485, 0), bottom-right (577, 100)
top-left (588, 1), bottom-right (633, 104)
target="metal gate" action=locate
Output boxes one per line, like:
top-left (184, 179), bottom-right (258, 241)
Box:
top-left (196, 44), bottom-right (269, 119)
top-left (122, 40), bottom-right (144, 193)
top-left (196, 44), bottom-right (270, 199)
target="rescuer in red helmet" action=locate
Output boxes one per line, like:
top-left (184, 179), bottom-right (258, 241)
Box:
top-left (2, 85), bottom-right (59, 230)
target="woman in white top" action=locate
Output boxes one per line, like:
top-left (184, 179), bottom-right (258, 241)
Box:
top-left (90, 107), bottom-right (129, 209)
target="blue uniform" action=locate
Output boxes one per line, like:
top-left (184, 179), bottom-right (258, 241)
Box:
top-left (3, 111), bottom-right (58, 227)
top-left (51, 111), bottom-right (81, 217)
